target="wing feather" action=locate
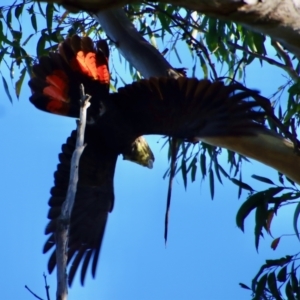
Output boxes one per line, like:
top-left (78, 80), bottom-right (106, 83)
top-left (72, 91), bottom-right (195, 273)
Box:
top-left (43, 127), bottom-right (117, 286)
top-left (110, 77), bottom-right (267, 139)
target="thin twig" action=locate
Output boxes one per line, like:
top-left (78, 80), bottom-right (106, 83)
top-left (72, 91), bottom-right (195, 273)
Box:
top-left (251, 93), bottom-right (300, 152)
top-left (164, 138), bottom-right (178, 244)
top-left (55, 84), bottom-right (91, 300)
top-left (25, 285), bottom-right (44, 300)
top-left (227, 41), bottom-right (299, 82)
top-left (231, 57), bottom-right (246, 83)
top-left (43, 273), bottom-right (51, 300)
top-left (271, 39), bottom-right (298, 82)
top-left (149, 4), bottom-right (218, 80)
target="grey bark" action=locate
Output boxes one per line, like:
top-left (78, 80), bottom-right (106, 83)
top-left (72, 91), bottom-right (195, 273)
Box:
top-left (56, 86), bottom-right (90, 300)
top-left (93, 10), bottom-right (176, 79)
top-left (42, 0), bottom-right (300, 59)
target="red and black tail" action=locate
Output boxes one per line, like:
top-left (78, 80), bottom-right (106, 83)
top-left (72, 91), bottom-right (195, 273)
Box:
top-left (28, 35), bottom-right (110, 120)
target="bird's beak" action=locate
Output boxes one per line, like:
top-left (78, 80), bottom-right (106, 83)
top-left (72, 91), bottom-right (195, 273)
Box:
top-left (147, 159), bottom-right (154, 169)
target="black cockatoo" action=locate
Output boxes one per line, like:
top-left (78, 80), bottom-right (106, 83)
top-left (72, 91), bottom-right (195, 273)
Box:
top-left (28, 35), bottom-right (267, 286)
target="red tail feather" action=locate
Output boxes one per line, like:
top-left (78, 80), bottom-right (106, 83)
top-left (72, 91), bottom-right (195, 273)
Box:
top-left (29, 35), bottom-right (110, 119)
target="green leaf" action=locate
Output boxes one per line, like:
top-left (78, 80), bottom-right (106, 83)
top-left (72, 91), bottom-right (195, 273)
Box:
top-left (190, 158), bottom-right (197, 183)
top-left (239, 283), bottom-right (251, 290)
top-left (290, 268), bottom-right (299, 295)
top-left (200, 153), bottom-right (206, 178)
top-left (267, 271), bottom-right (281, 300)
top-left (236, 187), bottom-right (282, 232)
top-left (252, 265), bottom-right (267, 291)
top-left (213, 158), bottom-right (223, 184)
top-left (265, 256), bottom-right (292, 267)
top-left (238, 173), bottom-right (242, 199)
top-left (288, 81), bottom-right (300, 95)
top-left (209, 169), bottom-right (214, 199)
top-left (173, 47), bottom-right (182, 64)
top-left (198, 53), bottom-right (208, 78)
top-left (49, 27), bottom-right (63, 43)
top-left (6, 5), bottom-right (12, 29)
top-left (285, 281), bottom-right (296, 300)
top-left (266, 187), bottom-right (284, 197)
top-left (31, 14), bottom-right (37, 32)
top-left (293, 201), bottom-right (300, 240)
top-left (0, 19), bottom-right (3, 39)
top-left (271, 237), bottom-right (280, 250)
top-left (36, 33), bottom-right (47, 56)
top-left (157, 11), bottom-right (172, 35)
top-left (254, 273), bottom-right (268, 300)
top-left (236, 192), bottom-right (265, 231)
top-left (15, 67), bottom-right (26, 98)
top-left (251, 174), bottom-right (274, 185)
top-left (252, 33), bottom-right (266, 56)
top-left (27, 3), bottom-right (34, 15)
top-left (254, 200), bottom-right (268, 250)
top-left (272, 192), bottom-right (300, 214)
top-left (1, 74), bottom-right (13, 103)
top-left (278, 173), bottom-right (284, 185)
top-left (181, 157), bottom-right (187, 190)
top-left (230, 178), bottom-right (253, 192)
top-left (286, 176), bottom-right (296, 186)
top-left (37, 2), bottom-right (46, 18)
top-left (46, 3), bottom-right (54, 34)
top-left (14, 4), bottom-right (24, 21)
top-left (206, 18), bottom-right (218, 53)
top-left (22, 33), bottom-right (34, 46)
top-left (278, 105), bottom-right (282, 119)
top-left (277, 266), bottom-right (287, 282)
top-left (19, 47), bottom-right (32, 73)
top-left (217, 164), bottom-right (229, 179)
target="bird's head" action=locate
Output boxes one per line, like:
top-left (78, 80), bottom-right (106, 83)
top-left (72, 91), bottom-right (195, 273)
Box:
top-left (122, 136), bottom-right (155, 169)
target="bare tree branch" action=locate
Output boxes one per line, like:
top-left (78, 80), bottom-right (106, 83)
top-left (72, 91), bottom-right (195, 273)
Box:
top-left (43, 273), bottom-right (51, 300)
top-left (38, 0), bottom-right (300, 59)
top-left (200, 131), bottom-right (300, 185)
top-left (93, 9), bottom-right (179, 79)
top-left (25, 274), bottom-right (51, 300)
top-left (270, 39), bottom-right (299, 81)
top-left (55, 85), bottom-right (90, 300)
top-left (227, 40), bottom-right (299, 82)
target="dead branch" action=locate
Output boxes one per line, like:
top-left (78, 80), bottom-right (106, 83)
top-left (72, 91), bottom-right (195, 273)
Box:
top-left (55, 84), bottom-right (90, 300)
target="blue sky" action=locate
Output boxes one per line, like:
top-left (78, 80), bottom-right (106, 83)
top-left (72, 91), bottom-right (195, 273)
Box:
top-left (0, 3), bottom-right (299, 300)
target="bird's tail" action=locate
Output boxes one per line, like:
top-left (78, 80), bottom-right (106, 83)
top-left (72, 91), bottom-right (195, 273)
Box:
top-left (28, 35), bottom-right (110, 120)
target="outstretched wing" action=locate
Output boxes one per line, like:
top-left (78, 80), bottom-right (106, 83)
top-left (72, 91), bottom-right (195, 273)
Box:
top-left (43, 126), bottom-right (118, 286)
top-left (109, 77), bottom-right (267, 139)
top-left (28, 35), bottom-right (110, 121)
top-left (42, 127), bottom-right (154, 286)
